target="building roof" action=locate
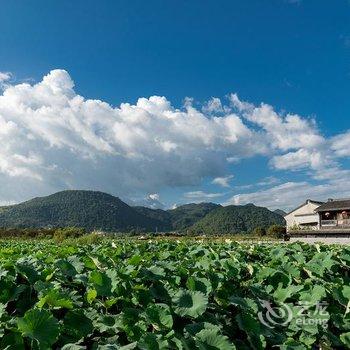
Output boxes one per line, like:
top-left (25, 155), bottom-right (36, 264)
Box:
top-left (284, 199), bottom-right (324, 217)
top-left (315, 199), bottom-right (350, 212)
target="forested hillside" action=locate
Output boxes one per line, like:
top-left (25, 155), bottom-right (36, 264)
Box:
top-left (190, 204), bottom-right (285, 234)
top-left (0, 191), bottom-right (162, 232)
top-left (0, 191), bottom-right (285, 234)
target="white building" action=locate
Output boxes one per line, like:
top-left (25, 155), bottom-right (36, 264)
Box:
top-left (284, 199), bottom-right (324, 231)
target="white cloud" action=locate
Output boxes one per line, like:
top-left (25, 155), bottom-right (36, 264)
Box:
top-left (0, 72), bottom-right (11, 83)
top-left (0, 70), bottom-right (269, 203)
top-left (149, 193), bottom-right (160, 201)
top-left (230, 94), bottom-right (324, 152)
top-left (212, 175), bottom-right (234, 188)
top-left (226, 180), bottom-right (350, 211)
top-left (184, 191), bottom-right (224, 201)
top-left (129, 193), bottom-right (165, 209)
top-left (202, 97), bottom-right (224, 114)
top-left (331, 131), bottom-right (350, 157)
top-left (256, 176), bottom-right (280, 186)
top-left (0, 69), bottom-right (349, 209)
top-left (270, 148), bottom-right (327, 171)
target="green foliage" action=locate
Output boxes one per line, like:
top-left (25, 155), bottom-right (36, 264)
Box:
top-left (253, 227), bottom-right (267, 236)
top-left (17, 309), bottom-right (59, 348)
top-left (53, 227), bottom-right (86, 242)
top-left (191, 204), bottom-right (285, 235)
top-left (0, 190), bottom-right (162, 232)
top-left (134, 202), bottom-right (221, 231)
top-left (267, 224), bottom-right (286, 238)
top-left (168, 202), bottom-right (221, 230)
top-left (0, 239), bottom-right (348, 348)
top-left (0, 227), bottom-right (56, 239)
top-left (0, 191), bottom-right (286, 236)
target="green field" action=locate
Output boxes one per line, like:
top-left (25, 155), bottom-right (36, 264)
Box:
top-left (0, 239), bottom-right (349, 349)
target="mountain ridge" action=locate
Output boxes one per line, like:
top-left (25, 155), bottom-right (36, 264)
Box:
top-left (0, 190), bottom-right (285, 233)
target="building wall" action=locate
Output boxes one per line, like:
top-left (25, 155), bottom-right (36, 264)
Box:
top-left (285, 201), bottom-right (321, 231)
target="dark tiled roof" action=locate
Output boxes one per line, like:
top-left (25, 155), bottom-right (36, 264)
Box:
top-left (315, 199), bottom-right (350, 212)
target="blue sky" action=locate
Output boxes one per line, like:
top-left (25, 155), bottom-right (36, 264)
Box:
top-left (0, 0), bottom-right (350, 210)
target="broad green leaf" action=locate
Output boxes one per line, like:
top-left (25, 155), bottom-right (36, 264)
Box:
top-left (299, 285), bottom-right (326, 305)
top-left (273, 284), bottom-right (303, 302)
top-left (186, 276), bottom-right (212, 295)
top-left (17, 309), bottom-right (59, 349)
top-left (63, 310), bottom-right (94, 342)
top-left (340, 332), bottom-right (350, 347)
top-left (0, 331), bottom-right (24, 350)
top-left (146, 303), bottom-right (173, 330)
top-left (37, 289), bottom-right (73, 309)
top-left (89, 271), bottom-right (112, 296)
top-left (138, 333), bottom-right (169, 350)
top-left (86, 288), bottom-right (97, 304)
top-left (195, 328), bottom-right (236, 350)
top-left (172, 289), bottom-right (208, 318)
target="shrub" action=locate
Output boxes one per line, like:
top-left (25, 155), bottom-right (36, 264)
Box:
top-left (253, 227), bottom-right (267, 236)
top-left (53, 227), bottom-right (86, 242)
top-left (267, 224), bottom-right (286, 238)
top-left (0, 228), bottom-right (56, 239)
top-left (75, 232), bottom-right (104, 244)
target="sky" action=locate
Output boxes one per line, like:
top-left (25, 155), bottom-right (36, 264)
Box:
top-left (0, 0), bottom-right (350, 211)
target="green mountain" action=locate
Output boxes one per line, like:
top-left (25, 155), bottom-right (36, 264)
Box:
top-left (0, 190), bottom-right (162, 232)
top-left (0, 191), bottom-right (285, 234)
top-left (134, 202), bottom-right (221, 231)
top-left (190, 204), bottom-right (285, 235)
top-left (274, 209), bottom-right (286, 216)
top-left (168, 203), bottom-right (221, 230)
top-left (133, 206), bottom-right (172, 231)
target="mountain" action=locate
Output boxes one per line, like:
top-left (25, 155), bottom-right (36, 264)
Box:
top-left (190, 204), bottom-right (286, 235)
top-left (274, 209), bottom-right (286, 216)
top-left (168, 203), bottom-right (221, 230)
top-left (0, 190), bottom-right (285, 234)
top-left (0, 190), bottom-right (162, 232)
top-left (134, 202), bottom-right (221, 231)
top-left (133, 206), bottom-right (172, 231)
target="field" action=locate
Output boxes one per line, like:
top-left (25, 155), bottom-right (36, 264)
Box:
top-left (0, 239), bottom-right (349, 349)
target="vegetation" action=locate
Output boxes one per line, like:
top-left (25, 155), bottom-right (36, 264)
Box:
top-left (168, 203), bottom-right (221, 231)
top-left (267, 224), bottom-right (287, 238)
top-left (0, 191), bottom-right (285, 235)
top-left (0, 239), bottom-right (348, 349)
top-left (190, 204), bottom-right (285, 235)
top-left (133, 207), bottom-right (172, 231)
top-left (0, 190), bottom-right (163, 233)
top-left (273, 209), bottom-right (286, 216)
top-left (252, 227), bottom-right (267, 236)
top-left (134, 202), bottom-right (221, 231)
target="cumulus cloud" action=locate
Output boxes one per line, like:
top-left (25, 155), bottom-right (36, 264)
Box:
top-left (129, 193), bottom-right (165, 209)
top-left (331, 132), bottom-right (350, 157)
top-left (270, 149), bottom-right (326, 171)
top-left (0, 69), bottom-right (349, 209)
top-left (212, 175), bottom-right (234, 188)
top-left (202, 97), bottom-right (225, 114)
top-left (227, 175), bottom-right (350, 211)
top-left (230, 93), bottom-right (324, 152)
top-left (0, 70), bottom-right (269, 203)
